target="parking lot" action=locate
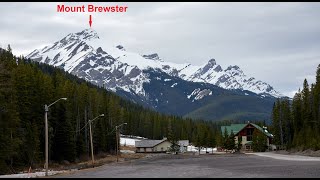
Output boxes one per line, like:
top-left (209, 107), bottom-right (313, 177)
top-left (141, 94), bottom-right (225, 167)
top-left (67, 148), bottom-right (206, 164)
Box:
top-left (53, 153), bottom-right (320, 178)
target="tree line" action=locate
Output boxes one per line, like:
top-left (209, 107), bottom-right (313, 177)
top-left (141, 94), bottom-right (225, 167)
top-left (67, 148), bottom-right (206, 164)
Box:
top-left (271, 64), bottom-right (320, 150)
top-left (0, 46), bottom-right (224, 174)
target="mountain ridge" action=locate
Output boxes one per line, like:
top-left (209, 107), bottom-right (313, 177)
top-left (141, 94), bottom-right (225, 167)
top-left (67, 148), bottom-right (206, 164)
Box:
top-left (25, 29), bottom-right (282, 122)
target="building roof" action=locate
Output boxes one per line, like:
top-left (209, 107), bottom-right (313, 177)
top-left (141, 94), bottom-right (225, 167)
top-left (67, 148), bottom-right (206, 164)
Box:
top-left (221, 122), bottom-right (273, 138)
top-left (135, 138), bottom-right (169, 148)
top-left (250, 123), bottom-right (273, 138)
top-left (221, 124), bottom-right (247, 136)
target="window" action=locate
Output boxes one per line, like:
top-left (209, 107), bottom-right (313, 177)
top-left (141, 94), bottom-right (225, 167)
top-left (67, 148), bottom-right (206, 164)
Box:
top-left (247, 128), bottom-right (254, 141)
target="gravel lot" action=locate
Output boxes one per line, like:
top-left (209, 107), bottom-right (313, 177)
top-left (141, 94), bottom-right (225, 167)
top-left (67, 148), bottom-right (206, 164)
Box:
top-left (52, 153), bottom-right (320, 178)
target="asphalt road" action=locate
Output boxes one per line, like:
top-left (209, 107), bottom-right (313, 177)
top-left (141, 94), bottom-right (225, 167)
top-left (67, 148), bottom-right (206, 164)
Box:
top-left (52, 153), bottom-right (320, 178)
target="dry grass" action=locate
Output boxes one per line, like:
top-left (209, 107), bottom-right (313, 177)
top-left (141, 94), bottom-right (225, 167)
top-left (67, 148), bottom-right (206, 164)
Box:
top-left (75, 154), bottom-right (144, 170)
top-left (36, 146), bottom-right (146, 172)
top-left (120, 145), bottom-right (136, 151)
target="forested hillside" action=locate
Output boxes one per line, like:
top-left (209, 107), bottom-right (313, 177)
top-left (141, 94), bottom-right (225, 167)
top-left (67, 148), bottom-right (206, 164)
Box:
top-left (0, 46), bottom-right (224, 174)
top-left (271, 64), bottom-right (320, 150)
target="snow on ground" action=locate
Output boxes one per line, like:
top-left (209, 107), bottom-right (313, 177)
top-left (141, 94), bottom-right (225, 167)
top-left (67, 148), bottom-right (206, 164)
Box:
top-left (187, 145), bottom-right (217, 154)
top-left (120, 137), bottom-right (141, 146)
top-left (247, 152), bottom-right (320, 161)
top-left (0, 170), bottom-right (72, 178)
top-left (120, 150), bottom-right (135, 154)
top-left (187, 145), bottom-right (198, 152)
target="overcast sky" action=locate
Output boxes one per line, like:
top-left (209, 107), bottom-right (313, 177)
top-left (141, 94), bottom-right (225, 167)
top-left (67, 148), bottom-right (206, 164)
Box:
top-left (1, 2), bottom-right (319, 97)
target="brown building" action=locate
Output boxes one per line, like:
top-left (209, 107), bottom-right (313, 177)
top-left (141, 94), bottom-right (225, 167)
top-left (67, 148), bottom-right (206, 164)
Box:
top-left (221, 122), bottom-right (274, 152)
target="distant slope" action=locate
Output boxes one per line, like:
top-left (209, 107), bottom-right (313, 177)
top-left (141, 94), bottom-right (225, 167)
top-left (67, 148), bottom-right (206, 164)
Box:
top-left (184, 95), bottom-right (275, 123)
top-left (117, 69), bottom-right (276, 123)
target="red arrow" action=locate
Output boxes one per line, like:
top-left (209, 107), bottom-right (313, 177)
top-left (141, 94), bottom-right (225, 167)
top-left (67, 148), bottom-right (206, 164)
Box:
top-left (89, 15), bottom-right (92, 27)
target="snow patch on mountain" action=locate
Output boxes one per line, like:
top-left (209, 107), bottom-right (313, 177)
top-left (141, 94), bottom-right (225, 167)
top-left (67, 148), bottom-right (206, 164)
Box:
top-left (171, 83), bottom-right (178, 88)
top-left (187, 88), bottom-right (213, 102)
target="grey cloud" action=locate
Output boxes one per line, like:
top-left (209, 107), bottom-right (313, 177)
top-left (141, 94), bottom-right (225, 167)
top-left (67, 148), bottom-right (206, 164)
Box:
top-left (0, 2), bottom-right (319, 97)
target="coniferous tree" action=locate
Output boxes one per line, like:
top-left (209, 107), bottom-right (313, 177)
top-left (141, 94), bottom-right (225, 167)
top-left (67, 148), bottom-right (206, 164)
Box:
top-left (0, 46), bottom-right (21, 174)
top-left (167, 119), bottom-right (179, 153)
top-left (228, 130), bottom-right (236, 152)
top-left (236, 134), bottom-right (242, 152)
top-left (292, 89), bottom-right (303, 148)
top-left (271, 102), bottom-right (280, 145)
top-left (272, 64), bottom-right (320, 150)
top-left (316, 65), bottom-right (320, 137)
top-left (222, 127), bottom-right (229, 151)
top-left (252, 130), bottom-right (267, 152)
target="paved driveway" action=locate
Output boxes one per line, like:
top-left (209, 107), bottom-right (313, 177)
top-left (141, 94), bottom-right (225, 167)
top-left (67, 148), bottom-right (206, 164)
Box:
top-left (52, 153), bottom-right (320, 178)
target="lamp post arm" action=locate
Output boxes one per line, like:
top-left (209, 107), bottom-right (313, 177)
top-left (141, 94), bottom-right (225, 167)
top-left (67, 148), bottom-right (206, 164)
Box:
top-left (89, 116), bottom-right (100, 123)
top-left (116, 123), bottom-right (127, 129)
top-left (48, 98), bottom-right (64, 108)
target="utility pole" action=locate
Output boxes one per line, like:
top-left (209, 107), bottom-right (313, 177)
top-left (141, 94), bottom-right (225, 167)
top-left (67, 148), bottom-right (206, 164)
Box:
top-left (88, 114), bottom-right (104, 168)
top-left (44, 98), bottom-right (67, 176)
top-left (115, 123), bottom-right (127, 162)
top-left (116, 126), bottom-right (119, 162)
top-left (89, 119), bottom-right (94, 168)
top-left (44, 105), bottom-right (48, 177)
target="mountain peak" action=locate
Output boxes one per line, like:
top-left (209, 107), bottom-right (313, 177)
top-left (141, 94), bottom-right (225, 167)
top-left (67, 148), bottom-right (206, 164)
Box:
top-left (75, 29), bottom-right (99, 40)
top-left (116, 45), bottom-right (126, 51)
top-left (208, 58), bottom-right (216, 65)
top-left (142, 53), bottom-right (161, 61)
top-left (202, 58), bottom-right (221, 72)
top-left (226, 65), bottom-right (240, 71)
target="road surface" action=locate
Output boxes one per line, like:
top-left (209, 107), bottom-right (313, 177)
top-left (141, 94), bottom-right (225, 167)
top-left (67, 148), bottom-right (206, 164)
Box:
top-left (52, 153), bottom-right (320, 178)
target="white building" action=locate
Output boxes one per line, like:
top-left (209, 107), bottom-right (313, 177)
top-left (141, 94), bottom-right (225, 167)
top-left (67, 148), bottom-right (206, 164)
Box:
top-left (135, 138), bottom-right (172, 153)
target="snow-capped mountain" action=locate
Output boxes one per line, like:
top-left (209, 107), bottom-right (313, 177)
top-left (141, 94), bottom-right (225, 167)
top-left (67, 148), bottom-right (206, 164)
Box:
top-left (27, 29), bottom-right (149, 96)
top-left (182, 59), bottom-right (280, 97)
top-left (26, 29), bottom-right (282, 122)
top-left (27, 29), bottom-right (282, 97)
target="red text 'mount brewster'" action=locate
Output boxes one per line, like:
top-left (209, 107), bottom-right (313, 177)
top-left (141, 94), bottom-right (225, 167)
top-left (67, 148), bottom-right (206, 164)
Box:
top-left (57, 5), bottom-right (128, 13)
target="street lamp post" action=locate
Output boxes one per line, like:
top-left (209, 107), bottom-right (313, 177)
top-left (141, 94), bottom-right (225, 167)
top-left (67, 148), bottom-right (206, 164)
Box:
top-left (115, 123), bottom-right (127, 162)
top-left (44, 97), bottom-right (67, 176)
top-left (89, 114), bottom-right (105, 168)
